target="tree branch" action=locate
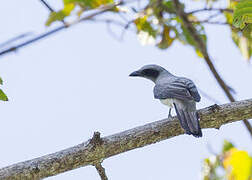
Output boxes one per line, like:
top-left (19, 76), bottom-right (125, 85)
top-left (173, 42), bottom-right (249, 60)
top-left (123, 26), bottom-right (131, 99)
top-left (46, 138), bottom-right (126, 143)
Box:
top-left (190, 20), bottom-right (229, 26)
top-left (90, 132), bottom-right (109, 180)
top-left (94, 163), bottom-right (108, 180)
top-left (40, 0), bottom-right (55, 12)
top-left (0, 99), bottom-right (252, 180)
top-left (0, 33), bottom-right (32, 49)
top-left (0, 2), bottom-right (123, 57)
top-left (187, 8), bottom-right (233, 14)
top-left (172, 0), bottom-right (252, 138)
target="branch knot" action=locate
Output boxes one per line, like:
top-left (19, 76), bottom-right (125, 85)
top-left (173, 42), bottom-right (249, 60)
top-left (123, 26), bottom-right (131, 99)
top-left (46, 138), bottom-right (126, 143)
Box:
top-left (89, 132), bottom-right (104, 149)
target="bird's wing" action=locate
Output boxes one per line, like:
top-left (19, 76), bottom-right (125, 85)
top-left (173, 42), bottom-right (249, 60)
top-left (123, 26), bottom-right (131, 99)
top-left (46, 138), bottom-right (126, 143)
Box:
top-left (184, 78), bottom-right (201, 102)
top-left (154, 78), bottom-right (201, 102)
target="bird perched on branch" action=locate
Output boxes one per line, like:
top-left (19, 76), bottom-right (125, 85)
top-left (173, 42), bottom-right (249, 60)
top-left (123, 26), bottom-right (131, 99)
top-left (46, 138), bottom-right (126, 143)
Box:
top-left (129, 64), bottom-right (202, 137)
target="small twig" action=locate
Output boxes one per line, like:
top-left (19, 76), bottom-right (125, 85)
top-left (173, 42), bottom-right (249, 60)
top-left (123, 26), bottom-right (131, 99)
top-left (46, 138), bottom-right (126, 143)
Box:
top-left (188, 8), bottom-right (233, 15)
top-left (191, 21), bottom-right (228, 25)
top-left (0, 26), bottom-right (66, 56)
top-left (0, 2), bottom-right (123, 57)
top-left (94, 163), bottom-right (108, 180)
top-left (118, 12), bottom-right (130, 23)
top-left (120, 20), bottom-right (134, 40)
top-left (40, 0), bottom-right (55, 12)
top-left (190, 12), bottom-right (224, 25)
top-left (206, 12), bottom-right (222, 20)
top-left (89, 19), bottom-right (127, 27)
top-left (0, 32), bottom-right (32, 49)
top-left (87, 18), bottom-right (135, 41)
top-left (106, 22), bottom-right (123, 41)
top-left (190, 20), bottom-right (237, 28)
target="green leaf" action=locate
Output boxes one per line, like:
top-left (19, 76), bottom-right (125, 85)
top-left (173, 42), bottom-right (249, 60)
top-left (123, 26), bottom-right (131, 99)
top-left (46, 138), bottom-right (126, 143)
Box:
top-left (0, 89), bottom-right (8, 101)
top-left (46, 3), bottom-right (75, 26)
top-left (231, 24), bottom-right (252, 60)
top-left (157, 25), bottom-right (175, 49)
top-left (233, 0), bottom-right (252, 29)
top-left (226, 1), bottom-right (252, 60)
top-left (195, 49), bottom-right (204, 58)
top-left (222, 140), bottom-right (234, 153)
top-left (0, 77), bottom-right (3, 85)
top-left (162, 0), bottom-right (176, 13)
top-left (134, 16), bottom-right (157, 37)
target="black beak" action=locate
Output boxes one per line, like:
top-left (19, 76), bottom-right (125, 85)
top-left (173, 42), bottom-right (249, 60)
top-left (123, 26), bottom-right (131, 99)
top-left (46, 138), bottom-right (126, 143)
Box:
top-left (129, 70), bottom-right (142, 77)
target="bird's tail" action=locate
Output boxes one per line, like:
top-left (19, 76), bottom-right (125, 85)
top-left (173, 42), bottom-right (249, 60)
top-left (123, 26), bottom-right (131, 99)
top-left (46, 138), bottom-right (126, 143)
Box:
top-left (173, 103), bottom-right (202, 137)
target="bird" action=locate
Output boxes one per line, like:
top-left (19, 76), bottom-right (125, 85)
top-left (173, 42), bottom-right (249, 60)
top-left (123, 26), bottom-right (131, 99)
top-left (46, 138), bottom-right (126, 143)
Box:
top-left (129, 64), bottom-right (202, 137)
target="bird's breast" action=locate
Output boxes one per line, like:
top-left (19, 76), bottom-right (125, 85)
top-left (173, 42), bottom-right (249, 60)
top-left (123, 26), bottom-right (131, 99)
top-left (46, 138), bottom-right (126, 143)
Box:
top-left (160, 98), bottom-right (174, 108)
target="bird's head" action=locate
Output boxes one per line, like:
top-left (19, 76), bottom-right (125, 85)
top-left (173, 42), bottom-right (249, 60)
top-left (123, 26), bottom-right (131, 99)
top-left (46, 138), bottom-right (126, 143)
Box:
top-left (129, 64), bottom-right (167, 82)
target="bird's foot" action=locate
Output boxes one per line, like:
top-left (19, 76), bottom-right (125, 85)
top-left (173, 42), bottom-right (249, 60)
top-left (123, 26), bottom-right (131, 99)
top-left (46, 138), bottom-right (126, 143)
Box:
top-left (209, 104), bottom-right (220, 113)
top-left (168, 108), bottom-right (172, 119)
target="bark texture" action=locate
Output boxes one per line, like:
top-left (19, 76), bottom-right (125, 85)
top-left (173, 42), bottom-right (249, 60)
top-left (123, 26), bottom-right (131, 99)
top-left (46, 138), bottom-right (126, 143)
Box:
top-left (0, 99), bottom-right (252, 180)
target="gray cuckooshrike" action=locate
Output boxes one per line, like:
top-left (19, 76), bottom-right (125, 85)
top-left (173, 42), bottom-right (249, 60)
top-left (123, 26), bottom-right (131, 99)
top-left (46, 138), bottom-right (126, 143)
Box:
top-left (129, 64), bottom-right (202, 137)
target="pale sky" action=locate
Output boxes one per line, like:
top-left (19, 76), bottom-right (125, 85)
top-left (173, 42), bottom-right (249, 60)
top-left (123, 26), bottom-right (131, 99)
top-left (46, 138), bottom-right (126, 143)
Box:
top-left (0, 1), bottom-right (251, 180)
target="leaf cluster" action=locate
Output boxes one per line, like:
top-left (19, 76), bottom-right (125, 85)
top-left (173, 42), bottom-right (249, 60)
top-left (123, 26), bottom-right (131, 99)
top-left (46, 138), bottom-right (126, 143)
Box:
top-left (0, 77), bottom-right (8, 101)
top-left (45, 0), bottom-right (252, 60)
top-left (226, 0), bottom-right (252, 60)
top-left (46, 0), bottom-right (114, 26)
top-left (202, 140), bottom-right (252, 180)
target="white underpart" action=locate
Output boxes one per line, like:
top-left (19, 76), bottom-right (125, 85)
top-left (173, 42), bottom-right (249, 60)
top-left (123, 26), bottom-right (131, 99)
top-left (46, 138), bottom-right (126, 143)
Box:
top-left (160, 98), bottom-right (174, 108)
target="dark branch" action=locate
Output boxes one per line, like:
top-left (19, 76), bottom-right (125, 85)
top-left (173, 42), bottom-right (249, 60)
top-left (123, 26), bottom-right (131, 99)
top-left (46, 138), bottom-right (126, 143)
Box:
top-left (40, 0), bottom-right (55, 12)
top-left (0, 33), bottom-right (32, 49)
top-left (0, 2), bottom-right (123, 57)
top-left (0, 26), bottom-right (65, 56)
top-left (0, 99), bottom-right (252, 179)
top-left (187, 8), bottom-right (233, 14)
top-left (94, 163), bottom-right (108, 180)
top-left (172, 0), bottom-right (252, 137)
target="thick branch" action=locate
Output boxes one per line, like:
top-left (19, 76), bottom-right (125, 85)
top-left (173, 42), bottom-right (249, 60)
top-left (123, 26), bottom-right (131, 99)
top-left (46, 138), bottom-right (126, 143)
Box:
top-left (90, 132), bottom-right (108, 180)
top-left (172, 0), bottom-right (252, 137)
top-left (0, 99), bottom-right (252, 180)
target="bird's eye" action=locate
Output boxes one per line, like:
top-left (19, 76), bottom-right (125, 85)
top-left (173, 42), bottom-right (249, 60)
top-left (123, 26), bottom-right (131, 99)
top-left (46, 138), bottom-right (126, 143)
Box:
top-left (142, 69), bottom-right (159, 78)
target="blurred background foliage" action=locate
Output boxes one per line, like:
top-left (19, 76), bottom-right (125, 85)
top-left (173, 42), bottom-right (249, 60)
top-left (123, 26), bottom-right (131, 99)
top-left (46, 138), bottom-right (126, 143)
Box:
top-left (45, 0), bottom-right (251, 59)
top-left (202, 140), bottom-right (252, 180)
top-left (0, 0), bottom-right (251, 102)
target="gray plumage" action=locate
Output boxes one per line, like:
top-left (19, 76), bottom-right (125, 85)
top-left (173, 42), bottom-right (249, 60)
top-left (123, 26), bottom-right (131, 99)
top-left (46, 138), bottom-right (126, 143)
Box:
top-left (129, 64), bottom-right (202, 137)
